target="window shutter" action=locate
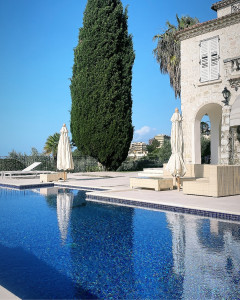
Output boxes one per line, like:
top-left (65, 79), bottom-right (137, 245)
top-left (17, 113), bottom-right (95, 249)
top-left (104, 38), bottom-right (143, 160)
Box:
top-left (200, 37), bottom-right (219, 82)
top-left (210, 37), bottom-right (219, 81)
top-left (200, 40), bottom-right (209, 82)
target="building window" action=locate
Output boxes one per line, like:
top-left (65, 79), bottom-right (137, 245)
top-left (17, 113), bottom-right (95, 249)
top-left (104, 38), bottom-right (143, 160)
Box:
top-left (199, 36), bottom-right (220, 83)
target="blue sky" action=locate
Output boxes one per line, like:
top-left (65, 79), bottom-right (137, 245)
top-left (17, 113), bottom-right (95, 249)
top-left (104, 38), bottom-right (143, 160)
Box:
top-left (0, 0), bottom-right (216, 156)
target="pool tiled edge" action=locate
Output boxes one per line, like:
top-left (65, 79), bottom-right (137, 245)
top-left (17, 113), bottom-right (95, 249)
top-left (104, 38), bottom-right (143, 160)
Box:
top-left (86, 193), bottom-right (240, 222)
top-left (54, 183), bottom-right (107, 192)
top-left (0, 182), bottom-right (107, 192)
top-left (1, 181), bottom-right (239, 222)
top-left (0, 182), bottom-right (54, 190)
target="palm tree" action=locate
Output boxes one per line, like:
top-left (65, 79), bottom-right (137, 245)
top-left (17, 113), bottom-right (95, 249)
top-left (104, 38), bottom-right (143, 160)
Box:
top-left (153, 15), bottom-right (199, 98)
top-left (43, 133), bottom-right (60, 160)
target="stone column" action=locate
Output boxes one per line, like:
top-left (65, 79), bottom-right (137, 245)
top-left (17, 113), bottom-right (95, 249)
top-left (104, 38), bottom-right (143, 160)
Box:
top-left (220, 105), bottom-right (232, 165)
top-left (231, 126), bottom-right (240, 165)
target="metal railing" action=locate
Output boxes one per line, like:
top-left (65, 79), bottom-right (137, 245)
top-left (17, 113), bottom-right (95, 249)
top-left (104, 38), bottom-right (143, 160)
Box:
top-left (0, 156), bottom-right (100, 173)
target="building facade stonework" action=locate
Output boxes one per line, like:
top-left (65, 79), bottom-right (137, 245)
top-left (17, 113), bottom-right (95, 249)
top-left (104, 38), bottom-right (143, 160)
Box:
top-left (178, 0), bottom-right (240, 165)
top-left (128, 142), bottom-right (147, 158)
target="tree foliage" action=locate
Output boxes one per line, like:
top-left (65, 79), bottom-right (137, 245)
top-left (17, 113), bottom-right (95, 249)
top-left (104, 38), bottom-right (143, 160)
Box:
top-left (156, 141), bottom-right (171, 163)
top-left (70, 0), bottom-right (135, 171)
top-left (43, 133), bottom-right (60, 159)
top-left (147, 141), bottom-right (171, 163)
top-left (31, 147), bottom-right (41, 157)
top-left (8, 148), bottom-right (41, 159)
top-left (8, 149), bottom-right (25, 160)
top-left (153, 15), bottom-right (199, 98)
top-left (201, 136), bottom-right (211, 163)
top-left (72, 148), bottom-right (83, 157)
top-left (200, 121), bottom-right (210, 135)
top-left (146, 138), bottom-right (160, 153)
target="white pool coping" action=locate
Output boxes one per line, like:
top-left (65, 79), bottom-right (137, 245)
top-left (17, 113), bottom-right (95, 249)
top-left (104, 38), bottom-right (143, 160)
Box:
top-left (0, 285), bottom-right (21, 299)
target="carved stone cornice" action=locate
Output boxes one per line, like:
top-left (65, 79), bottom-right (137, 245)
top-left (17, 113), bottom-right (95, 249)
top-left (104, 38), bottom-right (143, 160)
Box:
top-left (177, 11), bottom-right (240, 41)
top-left (211, 0), bottom-right (239, 11)
top-left (224, 56), bottom-right (240, 71)
top-left (224, 56), bottom-right (240, 90)
top-left (232, 2), bottom-right (240, 12)
top-left (229, 77), bottom-right (240, 90)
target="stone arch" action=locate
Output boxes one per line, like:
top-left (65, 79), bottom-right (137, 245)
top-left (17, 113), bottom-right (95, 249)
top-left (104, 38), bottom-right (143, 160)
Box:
top-left (230, 94), bottom-right (240, 127)
top-left (193, 103), bottom-right (222, 164)
top-left (230, 94), bottom-right (240, 164)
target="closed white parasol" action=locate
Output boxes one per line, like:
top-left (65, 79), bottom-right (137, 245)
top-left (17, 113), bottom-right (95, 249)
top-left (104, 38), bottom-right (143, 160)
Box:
top-left (57, 124), bottom-right (74, 180)
top-left (166, 108), bottom-right (186, 190)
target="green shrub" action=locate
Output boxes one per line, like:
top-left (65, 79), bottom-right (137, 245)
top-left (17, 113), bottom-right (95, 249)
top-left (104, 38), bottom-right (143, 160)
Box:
top-left (201, 136), bottom-right (211, 164)
top-left (147, 141), bottom-right (171, 164)
top-left (117, 158), bottom-right (162, 171)
top-left (0, 159), bottom-right (26, 171)
top-left (72, 156), bottom-right (101, 172)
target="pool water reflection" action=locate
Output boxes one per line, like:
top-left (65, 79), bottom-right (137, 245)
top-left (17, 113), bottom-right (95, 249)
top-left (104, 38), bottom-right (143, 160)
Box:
top-left (0, 187), bottom-right (239, 299)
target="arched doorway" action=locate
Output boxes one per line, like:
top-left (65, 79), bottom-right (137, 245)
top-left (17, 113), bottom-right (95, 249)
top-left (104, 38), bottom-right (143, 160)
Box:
top-left (230, 94), bottom-right (240, 164)
top-left (193, 103), bottom-right (222, 164)
top-left (200, 115), bottom-right (211, 164)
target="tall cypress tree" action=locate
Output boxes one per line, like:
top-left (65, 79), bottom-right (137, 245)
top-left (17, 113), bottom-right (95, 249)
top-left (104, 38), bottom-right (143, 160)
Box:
top-left (70, 0), bottom-right (135, 171)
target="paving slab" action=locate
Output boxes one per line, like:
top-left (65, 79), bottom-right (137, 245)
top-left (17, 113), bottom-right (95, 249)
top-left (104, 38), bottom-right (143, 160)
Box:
top-left (88, 188), bottom-right (240, 216)
top-left (0, 172), bottom-right (137, 190)
top-left (0, 171), bottom-right (239, 217)
top-left (0, 285), bottom-right (21, 299)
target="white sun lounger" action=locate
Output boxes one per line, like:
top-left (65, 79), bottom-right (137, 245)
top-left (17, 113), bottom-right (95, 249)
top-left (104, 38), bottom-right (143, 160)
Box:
top-left (22, 162), bottom-right (42, 171)
top-left (1, 162), bottom-right (53, 179)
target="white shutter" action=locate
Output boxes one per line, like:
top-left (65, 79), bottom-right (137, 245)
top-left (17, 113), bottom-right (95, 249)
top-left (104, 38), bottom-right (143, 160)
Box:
top-left (200, 40), bottom-right (209, 82)
top-left (210, 37), bottom-right (219, 81)
top-left (200, 36), bottom-right (219, 82)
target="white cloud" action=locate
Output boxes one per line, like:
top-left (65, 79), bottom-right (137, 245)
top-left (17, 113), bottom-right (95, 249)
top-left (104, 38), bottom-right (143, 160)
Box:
top-left (133, 126), bottom-right (157, 143)
top-left (135, 126), bottom-right (151, 136)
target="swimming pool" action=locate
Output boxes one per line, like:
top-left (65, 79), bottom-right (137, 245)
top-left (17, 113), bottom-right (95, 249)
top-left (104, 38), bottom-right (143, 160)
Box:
top-left (0, 187), bottom-right (240, 299)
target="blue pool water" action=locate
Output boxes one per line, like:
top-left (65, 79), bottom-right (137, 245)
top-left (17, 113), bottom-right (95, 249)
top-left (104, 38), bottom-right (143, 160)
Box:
top-left (0, 187), bottom-right (240, 299)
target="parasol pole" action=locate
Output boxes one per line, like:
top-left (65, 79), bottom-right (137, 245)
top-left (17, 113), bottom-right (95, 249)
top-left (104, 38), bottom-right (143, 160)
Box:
top-left (177, 176), bottom-right (180, 191)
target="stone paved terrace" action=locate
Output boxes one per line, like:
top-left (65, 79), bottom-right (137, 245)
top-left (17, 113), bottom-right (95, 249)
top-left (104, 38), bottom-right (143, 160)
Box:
top-left (0, 171), bottom-right (240, 217)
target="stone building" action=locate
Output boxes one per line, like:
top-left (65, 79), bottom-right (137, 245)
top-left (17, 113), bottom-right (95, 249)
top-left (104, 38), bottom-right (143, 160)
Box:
top-left (152, 134), bottom-right (170, 148)
top-left (128, 142), bottom-right (148, 158)
top-left (177, 0), bottom-right (240, 165)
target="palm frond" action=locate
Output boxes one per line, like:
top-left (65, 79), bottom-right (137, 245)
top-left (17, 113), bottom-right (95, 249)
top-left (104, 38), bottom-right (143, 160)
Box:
top-left (153, 15), bottom-right (199, 98)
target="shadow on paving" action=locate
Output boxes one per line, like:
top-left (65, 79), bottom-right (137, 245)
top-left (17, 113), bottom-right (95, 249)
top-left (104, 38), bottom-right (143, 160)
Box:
top-left (0, 243), bottom-right (98, 299)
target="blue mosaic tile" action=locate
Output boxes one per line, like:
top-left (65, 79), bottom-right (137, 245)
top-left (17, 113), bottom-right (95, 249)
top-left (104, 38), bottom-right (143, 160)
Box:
top-left (0, 183), bottom-right (54, 190)
top-left (1, 187), bottom-right (240, 299)
top-left (0, 182), bottom-right (106, 192)
top-left (86, 194), bottom-right (240, 222)
top-left (54, 183), bottom-right (107, 192)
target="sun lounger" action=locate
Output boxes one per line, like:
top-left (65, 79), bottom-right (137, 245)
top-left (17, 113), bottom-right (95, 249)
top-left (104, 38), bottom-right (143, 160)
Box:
top-left (1, 162), bottom-right (53, 179)
top-left (22, 162), bottom-right (42, 171)
top-left (2, 170), bottom-right (54, 179)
